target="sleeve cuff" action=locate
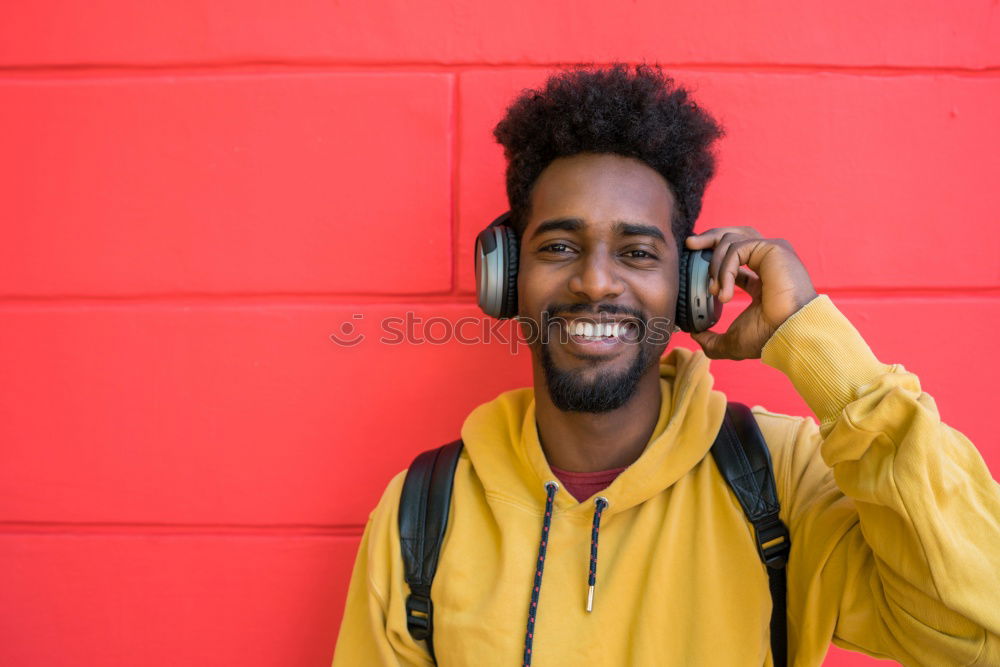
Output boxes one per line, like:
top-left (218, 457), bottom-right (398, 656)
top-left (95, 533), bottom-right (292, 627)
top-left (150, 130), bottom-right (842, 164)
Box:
top-left (760, 294), bottom-right (895, 431)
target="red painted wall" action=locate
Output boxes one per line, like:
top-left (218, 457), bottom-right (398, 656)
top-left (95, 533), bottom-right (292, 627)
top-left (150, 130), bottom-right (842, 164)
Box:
top-left (1, 3), bottom-right (997, 666)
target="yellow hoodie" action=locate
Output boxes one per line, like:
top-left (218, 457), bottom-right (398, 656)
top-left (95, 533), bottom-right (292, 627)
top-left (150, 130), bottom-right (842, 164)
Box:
top-left (332, 295), bottom-right (1000, 666)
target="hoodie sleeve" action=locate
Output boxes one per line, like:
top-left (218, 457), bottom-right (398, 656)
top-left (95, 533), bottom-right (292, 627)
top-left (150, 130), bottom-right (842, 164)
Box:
top-left (332, 471), bottom-right (435, 667)
top-left (759, 295), bottom-right (1000, 666)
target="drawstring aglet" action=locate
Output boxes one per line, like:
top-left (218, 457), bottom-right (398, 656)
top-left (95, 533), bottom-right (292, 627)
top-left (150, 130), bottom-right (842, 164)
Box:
top-left (587, 496), bottom-right (609, 614)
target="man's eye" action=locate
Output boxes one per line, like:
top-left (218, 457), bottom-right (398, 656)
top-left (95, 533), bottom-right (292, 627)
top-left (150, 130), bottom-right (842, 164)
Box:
top-left (626, 249), bottom-right (657, 259)
top-left (540, 243), bottom-right (571, 253)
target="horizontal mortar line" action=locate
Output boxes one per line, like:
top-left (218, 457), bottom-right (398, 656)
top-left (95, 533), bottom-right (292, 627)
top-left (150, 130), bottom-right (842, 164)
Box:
top-left (1, 286), bottom-right (999, 308)
top-left (822, 285), bottom-right (1000, 298)
top-left (0, 292), bottom-right (472, 307)
top-left (1, 60), bottom-right (1000, 79)
top-left (0, 520), bottom-right (366, 538)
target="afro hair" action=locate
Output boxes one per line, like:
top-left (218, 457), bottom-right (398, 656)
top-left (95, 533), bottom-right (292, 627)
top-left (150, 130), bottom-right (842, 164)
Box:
top-left (492, 63), bottom-right (724, 252)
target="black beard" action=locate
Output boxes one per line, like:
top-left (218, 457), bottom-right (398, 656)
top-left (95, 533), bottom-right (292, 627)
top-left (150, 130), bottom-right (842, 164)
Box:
top-left (539, 337), bottom-right (657, 413)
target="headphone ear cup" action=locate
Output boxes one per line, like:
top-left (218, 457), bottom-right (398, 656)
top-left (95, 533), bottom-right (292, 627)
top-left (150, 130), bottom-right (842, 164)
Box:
top-left (675, 249), bottom-right (693, 333)
top-left (474, 213), bottom-right (518, 319)
top-left (679, 249), bottom-right (723, 334)
top-left (499, 225), bottom-right (519, 319)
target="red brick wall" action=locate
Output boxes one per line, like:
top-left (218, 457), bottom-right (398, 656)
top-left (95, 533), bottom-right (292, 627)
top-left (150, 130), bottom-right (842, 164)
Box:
top-left (1, 3), bottom-right (997, 665)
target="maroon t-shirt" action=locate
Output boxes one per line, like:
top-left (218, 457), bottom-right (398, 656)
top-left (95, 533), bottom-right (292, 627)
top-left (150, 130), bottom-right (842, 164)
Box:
top-left (549, 463), bottom-right (628, 503)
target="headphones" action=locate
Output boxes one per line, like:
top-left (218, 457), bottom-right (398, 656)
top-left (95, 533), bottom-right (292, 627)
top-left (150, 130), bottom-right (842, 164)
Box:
top-left (474, 211), bottom-right (722, 334)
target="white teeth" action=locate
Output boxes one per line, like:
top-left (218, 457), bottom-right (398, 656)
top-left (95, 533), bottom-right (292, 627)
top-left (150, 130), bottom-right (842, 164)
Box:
top-left (569, 321), bottom-right (627, 339)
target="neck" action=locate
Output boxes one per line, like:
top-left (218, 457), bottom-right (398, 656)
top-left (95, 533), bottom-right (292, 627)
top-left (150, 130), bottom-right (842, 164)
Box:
top-left (533, 363), bottom-right (663, 473)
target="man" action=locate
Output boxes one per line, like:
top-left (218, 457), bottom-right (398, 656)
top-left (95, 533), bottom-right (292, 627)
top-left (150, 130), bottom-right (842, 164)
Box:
top-left (333, 64), bottom-right (1000, 665)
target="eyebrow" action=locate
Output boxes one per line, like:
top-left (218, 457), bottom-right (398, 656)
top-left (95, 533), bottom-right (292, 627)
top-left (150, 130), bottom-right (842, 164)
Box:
top-left (615, 221), bottom-right (667, 245)
top-left (530, 217), bottom-right (583, 239)
top-left (529, 217), bottom-right (667, 244)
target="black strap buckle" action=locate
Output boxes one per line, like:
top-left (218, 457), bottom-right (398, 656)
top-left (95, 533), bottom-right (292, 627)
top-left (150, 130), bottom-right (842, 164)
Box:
top-left (754, 513), bottom-right (790, 569)
top-left (405, 593), bottom-right (433, 640)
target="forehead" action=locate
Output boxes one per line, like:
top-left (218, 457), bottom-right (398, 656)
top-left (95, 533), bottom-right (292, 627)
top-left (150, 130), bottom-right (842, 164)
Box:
top-left (526, 153), bottom-right (675, 237)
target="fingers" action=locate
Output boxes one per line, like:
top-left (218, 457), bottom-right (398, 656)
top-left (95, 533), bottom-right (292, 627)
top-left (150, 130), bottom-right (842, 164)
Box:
top-left (687, 228), bottom-right (762, 297)
top-left (685, 227), bottom-right (740, 249)
top-left (709, 264), bottom-right (761, 302)
top-left (689, 228), bottom-right (779, 302)
top-left (685, 226), bottom-right (761, 250)
top-left (708, 232), bottom-right (742, 293)
top-left (734, 266), bottom-right (761, 299)
top-left (718, 241), bottom-right (753, 301)
top-left (717, 239), bottom-right (776, 302)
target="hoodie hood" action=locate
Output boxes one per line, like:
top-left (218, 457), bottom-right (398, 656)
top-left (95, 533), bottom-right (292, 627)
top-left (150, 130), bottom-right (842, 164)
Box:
top-left (459, 346), bottom-right (727, 519)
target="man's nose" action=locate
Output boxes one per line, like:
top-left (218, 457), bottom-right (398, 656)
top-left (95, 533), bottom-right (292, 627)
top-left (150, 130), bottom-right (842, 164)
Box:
top-left (567, 251), bottom-right (625, 302)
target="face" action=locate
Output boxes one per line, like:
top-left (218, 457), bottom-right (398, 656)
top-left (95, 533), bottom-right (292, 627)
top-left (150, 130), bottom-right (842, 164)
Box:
top-left (516, 152), bottom-right (680, 413)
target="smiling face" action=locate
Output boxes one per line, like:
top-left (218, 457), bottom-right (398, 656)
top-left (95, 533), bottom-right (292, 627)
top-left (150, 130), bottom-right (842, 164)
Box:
top-left (516, 152), bottom-right (680, 413)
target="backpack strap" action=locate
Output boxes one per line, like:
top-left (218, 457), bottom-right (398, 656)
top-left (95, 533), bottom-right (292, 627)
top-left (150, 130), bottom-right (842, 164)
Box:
top-left (398, 438), bottom-right (463, 663)
top-left (398, 404), bottom-right (791, 666)
top-left (711, 402), bottom-right (791, 667)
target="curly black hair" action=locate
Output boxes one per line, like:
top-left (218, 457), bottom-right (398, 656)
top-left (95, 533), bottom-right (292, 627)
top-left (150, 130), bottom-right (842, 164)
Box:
top-left (492, 63), bottom-right (724, 252)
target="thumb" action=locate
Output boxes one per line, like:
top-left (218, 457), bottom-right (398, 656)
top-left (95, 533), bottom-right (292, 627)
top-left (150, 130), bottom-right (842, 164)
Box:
top-left (690, 329), bottom-right (725, 359)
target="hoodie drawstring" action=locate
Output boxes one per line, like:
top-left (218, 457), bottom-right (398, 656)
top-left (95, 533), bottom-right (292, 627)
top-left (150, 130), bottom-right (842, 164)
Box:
top-left (523, 485), bottom-right (612, 665)
top-left (523, 480), bottom-right (558, 667)
top-left (588, 496), bottom-right (609, 612)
